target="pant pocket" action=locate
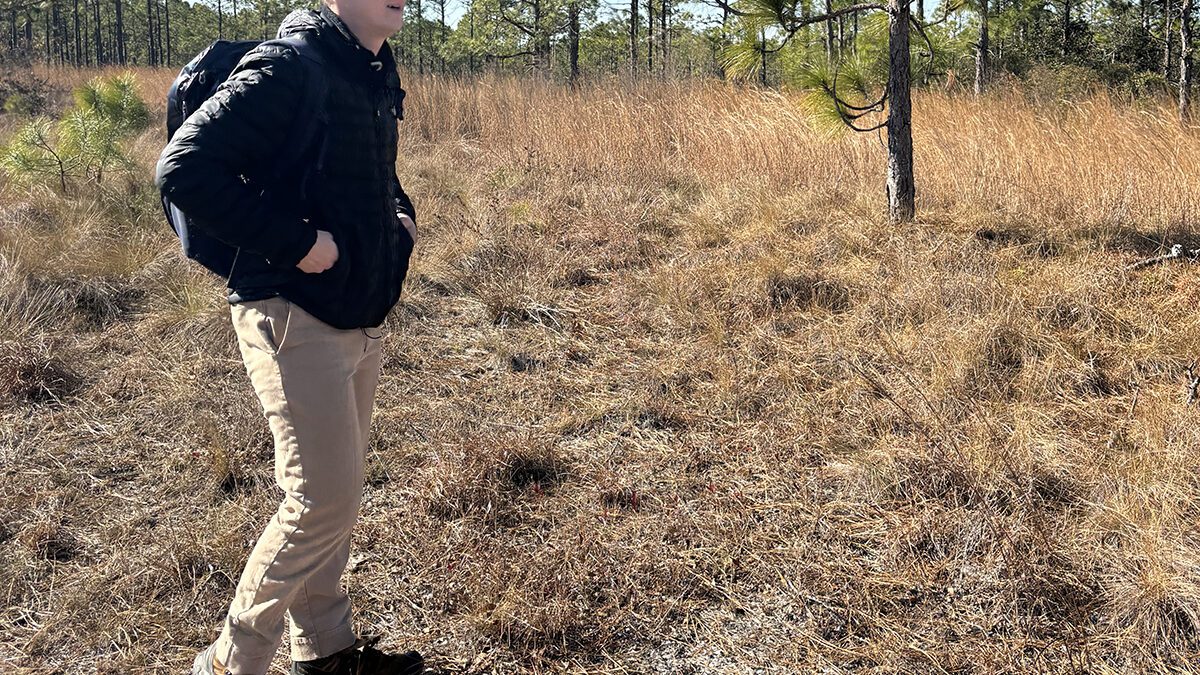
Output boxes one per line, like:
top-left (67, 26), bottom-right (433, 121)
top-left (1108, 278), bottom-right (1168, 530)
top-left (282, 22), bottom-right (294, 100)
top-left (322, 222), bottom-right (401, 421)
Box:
top-left (244, 297), bottom-right (293, 354)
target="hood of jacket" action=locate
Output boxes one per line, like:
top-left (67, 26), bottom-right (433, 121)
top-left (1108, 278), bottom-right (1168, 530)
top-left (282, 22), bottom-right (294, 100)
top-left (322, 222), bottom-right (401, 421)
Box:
top-left (276, 5), bottom-right (399, 87)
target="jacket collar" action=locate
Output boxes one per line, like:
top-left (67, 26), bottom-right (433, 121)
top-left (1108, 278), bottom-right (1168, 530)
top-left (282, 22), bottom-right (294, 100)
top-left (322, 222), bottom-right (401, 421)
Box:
top-left (277, 6), bottom-right (399, 87)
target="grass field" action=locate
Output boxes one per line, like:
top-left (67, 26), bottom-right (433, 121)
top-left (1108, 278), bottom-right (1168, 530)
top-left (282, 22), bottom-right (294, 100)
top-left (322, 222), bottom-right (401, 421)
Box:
top-left (3, 67), bottom-right (1200, 673)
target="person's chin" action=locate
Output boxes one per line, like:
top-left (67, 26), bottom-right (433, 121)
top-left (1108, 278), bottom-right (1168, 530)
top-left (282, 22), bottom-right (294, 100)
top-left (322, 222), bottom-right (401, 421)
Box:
top-left (375, 18), bottom-right (403, 35)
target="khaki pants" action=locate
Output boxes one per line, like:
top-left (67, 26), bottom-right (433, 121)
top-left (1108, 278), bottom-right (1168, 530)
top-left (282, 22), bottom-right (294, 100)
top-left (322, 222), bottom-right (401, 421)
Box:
top-left (214, 296), bottom-right (383, 674)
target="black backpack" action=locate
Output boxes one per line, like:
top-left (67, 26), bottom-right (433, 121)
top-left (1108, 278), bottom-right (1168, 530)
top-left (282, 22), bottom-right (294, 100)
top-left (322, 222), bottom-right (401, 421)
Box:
top-left (161, 34), bottom-right (329, 278)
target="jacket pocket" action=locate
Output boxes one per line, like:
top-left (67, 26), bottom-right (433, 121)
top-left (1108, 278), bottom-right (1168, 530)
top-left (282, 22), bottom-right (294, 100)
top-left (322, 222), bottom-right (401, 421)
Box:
top-left (325, 229), bottom-right (352, 281)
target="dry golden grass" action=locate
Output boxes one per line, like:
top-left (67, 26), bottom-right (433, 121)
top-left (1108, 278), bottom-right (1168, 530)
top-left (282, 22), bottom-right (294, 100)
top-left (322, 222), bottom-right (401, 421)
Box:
top-left (3, 68), bottom-right (1200, 673)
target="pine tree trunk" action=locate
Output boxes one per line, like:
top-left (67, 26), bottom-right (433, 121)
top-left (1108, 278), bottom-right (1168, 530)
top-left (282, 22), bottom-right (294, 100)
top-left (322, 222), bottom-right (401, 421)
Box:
top-left (1183, 0), bottom-right (1194, 121)
top-left (568, 0), bottom-right (580, 84)
top-left (1164, 0), bottom-right (1174, 79)
top-left (717, 3), bottom-right (727, 79)
top-left (155, 0), bottom-right (163, 66)
top-left (853, 11), bottom-right (859, 54)
top-left (647, 0), bottom-right (653, 73)
top-left (60, 1), bottom-right (68, 63)
top-left (887, 0), bottom-right (915, 223)
top-left (975, 2), bottom-right (989, 95)
top-left (533, 0), bottom-right (550, 72)
top-left (468, 8), bottom-right (476, 73)
top-left (164, 0), bottom-right (170, 66)
top-left (660, 0), bottom-right (668, 75)
top-left (824, 0), bottom-right (834, 60)
top-left (1063, 0), bottom-right (1073, 55)
top-left (146, 0), bottom-right (154, 65)
top-left (759, 27), bottom-right (767, 85)
top-left (414, 0), bottom-right (422, 73)
top-left (56, 1), bottom-right (66, 64)
top-left (114, 0), bottom-right (125, 64)
top-left (630, 0), bottom-right (638, 76)
top-left (93, 0), bottom-right (102, 64)
top-left (81, 0), bottom-right (89, 64)
top-left (73, 0), bottom-right (81, 65)
top-left (51, 0), bottom-right (59, 64)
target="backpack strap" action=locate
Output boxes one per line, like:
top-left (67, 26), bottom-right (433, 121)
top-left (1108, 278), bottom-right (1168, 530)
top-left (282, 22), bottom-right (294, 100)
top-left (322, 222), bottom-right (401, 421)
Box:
top-left (267, 33), bottom-right (330, 206)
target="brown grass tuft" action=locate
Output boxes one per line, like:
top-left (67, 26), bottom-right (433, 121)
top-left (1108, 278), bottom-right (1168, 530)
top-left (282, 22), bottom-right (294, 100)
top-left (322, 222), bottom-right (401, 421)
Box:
top-left (0, 339), bottom-right (81, 405)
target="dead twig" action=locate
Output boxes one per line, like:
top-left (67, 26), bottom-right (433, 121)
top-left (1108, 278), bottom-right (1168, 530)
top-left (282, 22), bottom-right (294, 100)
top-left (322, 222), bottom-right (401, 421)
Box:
top-left (1126, 243), bottom-right (1200, 270)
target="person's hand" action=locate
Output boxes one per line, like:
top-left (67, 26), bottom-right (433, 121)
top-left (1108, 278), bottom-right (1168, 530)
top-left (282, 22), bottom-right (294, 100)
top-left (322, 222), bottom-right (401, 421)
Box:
top-left (399, 214), bottom-right (417, 243)
top-left (297, 230), bottom-right (339, 273)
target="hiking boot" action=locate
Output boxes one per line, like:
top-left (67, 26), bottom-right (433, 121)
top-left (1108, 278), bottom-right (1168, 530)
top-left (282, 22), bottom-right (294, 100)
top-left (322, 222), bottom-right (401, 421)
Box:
top-left (191, 644), bottom-right (227, 675)
top-left (291, 636), bottom-right (424, 675)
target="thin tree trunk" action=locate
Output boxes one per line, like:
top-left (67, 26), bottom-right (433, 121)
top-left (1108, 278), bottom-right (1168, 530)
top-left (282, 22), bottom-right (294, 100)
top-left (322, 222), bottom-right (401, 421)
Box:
top-left (158, 0), bottom-right (165, 65)
top-left (630, 0), bottom-right (638, 76)
top-left (57, 0), bottom-right (66, 64)
top-left (568, 0), bottom-right (580, 84)
top-left (73, 0), bottom-right (80, 65)
top-left (661, 0), bottom-right (668, 75)
top-left (975, 1), bottom-right (989, 95)
top-left (60, 1), bottom-right (68, 63)
top-left (146, 0), bottom-right (154, 65)
top-left (534, 0), bottom-right (549, 72)
top-left (759, 26), bottom-right (767, 85)
top-left (887, 0), bottom-right (915, 223)
top-left (824, 0), bottom-right (834, 60)
top-left (853, 11), bottom-right (859, 54)
top-left (51, 0), bottom-right (58, 64)
top-left (718, 2), bottom-right (727, 78)
top-left (1183, 0), bottom-right (1194, 121)
top-left (92, 0), bottom-right (101, 63)
top-left (113, 0), bottom-right (124, 64)
top-left (414, 0), bottom-right (421, 73)
top-left (1062, 0), bottom-right (1071, 56)
top-left (647, 0), bottom-right (653, 73)
top-left (468, 7), bottom-right (476, 73)
top-left (1165, 0), bottom-right (1174, 79)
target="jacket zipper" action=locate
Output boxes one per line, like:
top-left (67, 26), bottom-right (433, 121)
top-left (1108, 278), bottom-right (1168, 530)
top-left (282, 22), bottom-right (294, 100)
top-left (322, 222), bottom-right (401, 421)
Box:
top-left (376, 87), bottom-right (400, 307)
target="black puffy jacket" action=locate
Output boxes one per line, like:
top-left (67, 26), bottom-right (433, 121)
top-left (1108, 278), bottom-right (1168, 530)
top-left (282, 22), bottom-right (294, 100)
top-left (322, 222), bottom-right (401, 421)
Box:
top-left (155, 5), bottom-right (416, 330)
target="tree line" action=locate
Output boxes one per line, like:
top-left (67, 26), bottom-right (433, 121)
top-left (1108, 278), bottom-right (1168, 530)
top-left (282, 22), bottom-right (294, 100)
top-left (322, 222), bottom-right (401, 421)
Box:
top-left (3, 0), bottom-right (1196, 225)
top-left (1, 0), bottom-right (1195, 95)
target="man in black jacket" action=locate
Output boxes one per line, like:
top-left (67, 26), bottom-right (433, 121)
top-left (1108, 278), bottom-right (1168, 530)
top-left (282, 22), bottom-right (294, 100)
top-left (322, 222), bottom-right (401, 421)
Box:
top-left (155, 0), bottom-right (420, 673)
